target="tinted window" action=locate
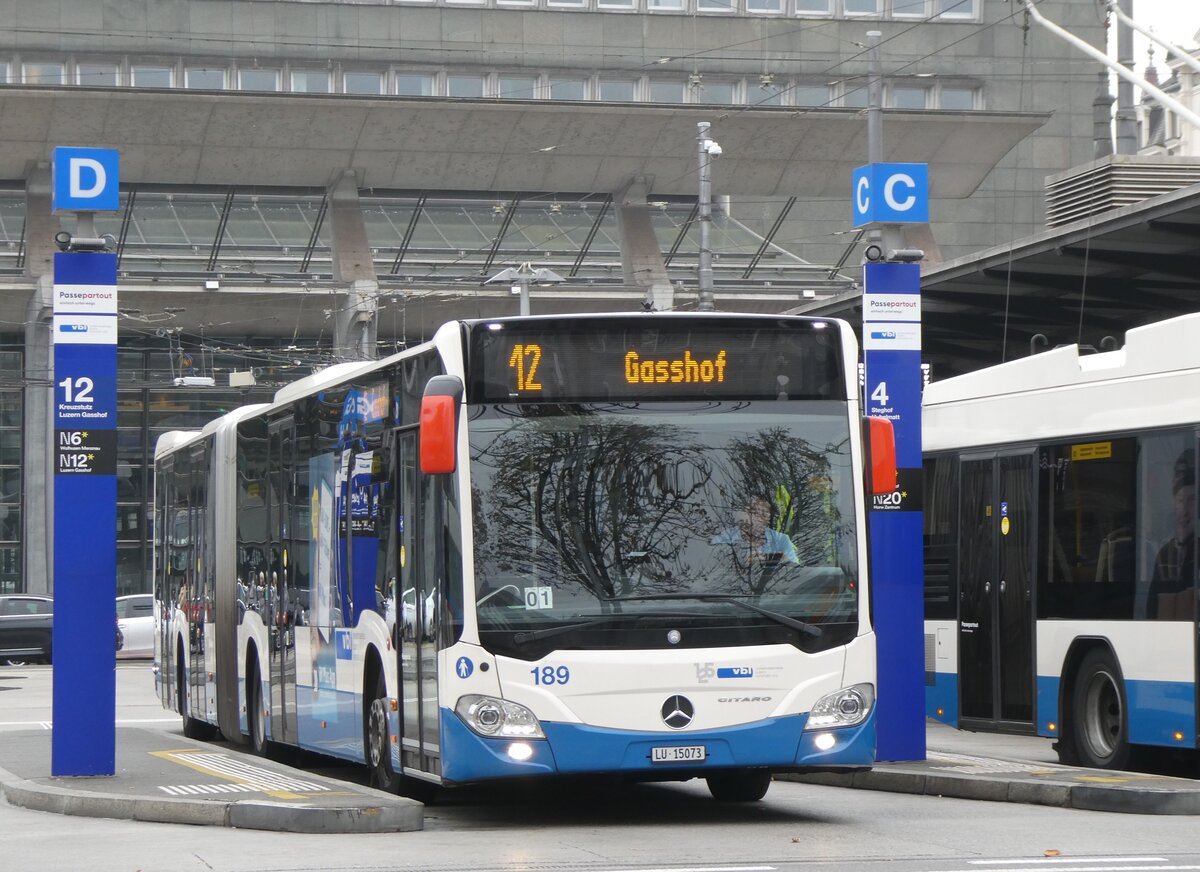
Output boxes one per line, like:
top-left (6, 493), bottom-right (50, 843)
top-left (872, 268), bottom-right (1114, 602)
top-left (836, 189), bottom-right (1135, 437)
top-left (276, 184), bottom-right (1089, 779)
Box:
top-left (923, 455), bottom-right (957, 621)
top-left (1138, 432), bottom-right (1195, 620)
top-left (1037, 438), bottom-right (1136, 619)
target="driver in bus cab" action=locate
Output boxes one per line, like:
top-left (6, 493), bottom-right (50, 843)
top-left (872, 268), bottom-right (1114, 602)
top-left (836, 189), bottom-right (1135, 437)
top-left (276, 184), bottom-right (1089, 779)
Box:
top-left (1148, 449), bottom-right (1196, 619)
top-left (711, 496), bottom-right (799, 564)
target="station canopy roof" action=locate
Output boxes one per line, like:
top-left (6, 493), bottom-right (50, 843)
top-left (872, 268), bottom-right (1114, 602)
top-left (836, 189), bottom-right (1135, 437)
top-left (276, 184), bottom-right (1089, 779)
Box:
top-left (801, 182), bottom-right (1200, 380)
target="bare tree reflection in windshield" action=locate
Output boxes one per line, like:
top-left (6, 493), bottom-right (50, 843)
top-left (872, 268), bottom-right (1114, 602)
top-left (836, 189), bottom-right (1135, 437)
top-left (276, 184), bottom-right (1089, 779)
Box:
top-left (470, 408), bottom-right (856, 618)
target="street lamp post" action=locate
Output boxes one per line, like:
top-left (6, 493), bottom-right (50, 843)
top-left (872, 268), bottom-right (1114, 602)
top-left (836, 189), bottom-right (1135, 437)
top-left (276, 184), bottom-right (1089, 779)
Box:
top-left (696, 122), bottom-right (722, 312)
top-left (485, 262), bottom-right (565, 316)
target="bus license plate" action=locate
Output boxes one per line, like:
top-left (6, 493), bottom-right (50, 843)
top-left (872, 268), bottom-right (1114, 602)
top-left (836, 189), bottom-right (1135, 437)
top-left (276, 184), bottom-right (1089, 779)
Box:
top-left (651, 745), bottom-right (707, 763)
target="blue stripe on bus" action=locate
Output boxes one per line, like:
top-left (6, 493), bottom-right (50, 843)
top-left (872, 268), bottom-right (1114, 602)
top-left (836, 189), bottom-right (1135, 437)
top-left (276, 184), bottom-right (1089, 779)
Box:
top-left (925, 672), bottom-right (958, 726)
top-left (1036, 675), bottom-right (1060, 738)
top-left (1038, 674), bottom-right (1195, 747)
top-left (1127, 679), bottom-right (1196, 747)
top-left (439, 708), bottom-right (876, 784)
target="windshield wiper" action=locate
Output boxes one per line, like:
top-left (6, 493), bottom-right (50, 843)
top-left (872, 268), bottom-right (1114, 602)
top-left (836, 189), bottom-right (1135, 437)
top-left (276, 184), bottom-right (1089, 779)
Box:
top-left (511, 614), bottom-right (644, 646)
top-left (604, 593), bottom-right (822, 638)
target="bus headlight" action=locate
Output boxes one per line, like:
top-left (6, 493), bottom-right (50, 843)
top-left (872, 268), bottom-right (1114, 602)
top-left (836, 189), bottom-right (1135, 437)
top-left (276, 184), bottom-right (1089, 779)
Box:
top-left (455, 694), bottom-right (546, 739)
top-left (804, 683), bottom-right (874, 730)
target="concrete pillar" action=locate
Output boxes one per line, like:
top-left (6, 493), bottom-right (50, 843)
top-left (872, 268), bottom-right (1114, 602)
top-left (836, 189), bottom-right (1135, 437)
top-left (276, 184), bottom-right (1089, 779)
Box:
top-left (327, 170), bottom-right (379, 360)
top-left (614, 176), bottom-right (673, 311)
top-left (23, 165), bottom-right (58, 595)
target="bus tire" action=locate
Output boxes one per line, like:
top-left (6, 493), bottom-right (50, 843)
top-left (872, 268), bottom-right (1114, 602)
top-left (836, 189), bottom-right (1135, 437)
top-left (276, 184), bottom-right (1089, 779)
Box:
top-left (1070, 648), bottom-right (1130, 770)
top-left (247, 658), bottom-right (269, 756)
top-left (366, 670), bottom-right (401, 794)
top-left (705, 770), bottom-right (772, 802)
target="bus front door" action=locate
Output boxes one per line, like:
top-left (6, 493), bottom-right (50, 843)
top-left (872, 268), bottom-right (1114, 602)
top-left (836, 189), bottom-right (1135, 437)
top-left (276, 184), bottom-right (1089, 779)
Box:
top-left (396, 430), bottom-right (441, 779)
top-left (959, 452), bottom-right (1036, 730)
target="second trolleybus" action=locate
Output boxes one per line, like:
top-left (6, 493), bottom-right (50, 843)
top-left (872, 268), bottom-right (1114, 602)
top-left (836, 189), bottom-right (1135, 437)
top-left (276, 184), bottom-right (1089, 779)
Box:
top-left (154, 312), bottom-right (895, 800)
top-left (924, 313), bottom-right (1200, 769)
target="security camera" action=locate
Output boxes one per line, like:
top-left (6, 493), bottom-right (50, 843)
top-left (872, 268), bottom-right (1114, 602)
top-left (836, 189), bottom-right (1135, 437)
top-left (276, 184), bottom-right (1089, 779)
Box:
top-left (863, 244), bottom-right (884, 263)
top-left (704, 141), bottom-right (722, 157)
top-left (886, 248), bottom-right (925, 263)
top-left (54, 231), bottom-right (117, 253)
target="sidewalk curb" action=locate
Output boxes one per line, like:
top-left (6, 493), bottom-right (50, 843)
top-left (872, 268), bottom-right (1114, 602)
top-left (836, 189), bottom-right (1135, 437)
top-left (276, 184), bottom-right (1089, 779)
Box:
top-left (0, 762), bottom-right (423, 832)
top-left (784, 768), bottom-right (1200, 815)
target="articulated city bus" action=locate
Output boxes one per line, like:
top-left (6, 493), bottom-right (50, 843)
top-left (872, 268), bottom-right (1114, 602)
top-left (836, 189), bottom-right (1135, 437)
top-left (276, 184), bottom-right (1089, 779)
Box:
top-left (154, 312), bottom-right (895, 801)
top-left (924, 313), bottom-right (1200, 769)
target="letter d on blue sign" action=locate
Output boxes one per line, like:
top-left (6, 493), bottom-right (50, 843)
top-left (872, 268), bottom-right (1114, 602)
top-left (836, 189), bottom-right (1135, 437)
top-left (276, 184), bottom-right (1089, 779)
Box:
top-left (52, 147), bottom-right (121, 213)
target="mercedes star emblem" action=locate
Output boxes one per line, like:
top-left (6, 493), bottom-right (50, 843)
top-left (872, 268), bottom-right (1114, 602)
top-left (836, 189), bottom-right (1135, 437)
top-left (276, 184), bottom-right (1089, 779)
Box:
top-left (661, 694), bottom-right (695, 729)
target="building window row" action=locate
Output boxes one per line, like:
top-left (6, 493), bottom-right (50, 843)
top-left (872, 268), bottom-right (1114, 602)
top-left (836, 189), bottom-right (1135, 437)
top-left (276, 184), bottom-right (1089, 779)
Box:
top-left (0, 59), bottom-right (979, 110)
top-left (251, 0), bottom-right (980, 17)
top-left (0, 352), bottom-right (21, 595)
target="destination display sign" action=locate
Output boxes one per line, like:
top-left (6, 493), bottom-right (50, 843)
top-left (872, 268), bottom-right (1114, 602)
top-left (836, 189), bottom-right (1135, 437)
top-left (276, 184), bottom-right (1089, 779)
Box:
top-left (469, 318), bottom-right (845, 403)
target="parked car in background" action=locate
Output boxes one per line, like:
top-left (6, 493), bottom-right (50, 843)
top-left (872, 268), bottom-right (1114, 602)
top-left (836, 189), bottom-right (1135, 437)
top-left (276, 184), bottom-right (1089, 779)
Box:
top-left (116, 593), bottom-right (154, 659)
top-left (0, 594), bottom-right (54, 665)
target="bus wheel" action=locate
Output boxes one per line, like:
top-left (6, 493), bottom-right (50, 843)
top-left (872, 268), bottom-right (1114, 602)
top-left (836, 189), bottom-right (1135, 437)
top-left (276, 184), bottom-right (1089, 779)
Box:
top-left (366, 672), bottom-right (401, 793)
top-left (1071, 649), bottom-right (1130, 770)
top-left (705, 770), bottom-right (772, 802)
top-left (247, 661), bottom-right (268, 756)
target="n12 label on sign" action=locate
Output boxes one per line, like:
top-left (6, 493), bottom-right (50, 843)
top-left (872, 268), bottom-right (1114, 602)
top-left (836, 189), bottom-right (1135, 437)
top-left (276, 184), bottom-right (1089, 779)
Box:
top-left (54, 429), bottom-right (115, 475)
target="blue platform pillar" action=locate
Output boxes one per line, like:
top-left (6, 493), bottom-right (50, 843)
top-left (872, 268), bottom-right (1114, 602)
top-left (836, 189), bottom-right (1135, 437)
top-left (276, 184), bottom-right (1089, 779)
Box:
top-left (49, 146), bottom-right (120, 776)
top-left (852, 160), bottom-right (929, 763)
top-left (863, 261), bottom-right (926, 762)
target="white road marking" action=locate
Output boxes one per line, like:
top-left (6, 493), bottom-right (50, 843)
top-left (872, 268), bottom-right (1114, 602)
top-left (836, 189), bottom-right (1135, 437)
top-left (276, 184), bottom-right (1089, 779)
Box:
top-left (166, 751), bottom-right (329, 793)
top-left (928, 751), bottom-right (1073, 775)
top-left (0, 717), bottom-right (178, 727)
top-left (592, 867), bottom-right (775, 872)
top-left (159, 783), bottom-right (258, 796)
top-left (970, 862), bottom-right (1168, 867)
top-left (943, 866), bottom-right (1200, 872)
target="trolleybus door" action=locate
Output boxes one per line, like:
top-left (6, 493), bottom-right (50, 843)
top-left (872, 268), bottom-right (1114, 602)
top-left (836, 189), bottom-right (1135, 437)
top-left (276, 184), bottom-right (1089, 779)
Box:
top-left (267, 417), bottom-right (298, 746)
top-left (396, 430), bottom-right (441, 775)
top-left (958, 452), bottom-right (1036, 729)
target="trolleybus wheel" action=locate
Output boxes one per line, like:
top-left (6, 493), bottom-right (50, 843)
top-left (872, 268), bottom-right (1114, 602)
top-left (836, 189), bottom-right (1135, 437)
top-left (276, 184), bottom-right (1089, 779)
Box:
top-left (366, 671), bottom-right (401, 794)
top-left (705, 770), bottom-right (772, 802)
top-left (247, 660), bottom-right (269, 756)
top-left (1070, 648), bottom-right (1130, 770)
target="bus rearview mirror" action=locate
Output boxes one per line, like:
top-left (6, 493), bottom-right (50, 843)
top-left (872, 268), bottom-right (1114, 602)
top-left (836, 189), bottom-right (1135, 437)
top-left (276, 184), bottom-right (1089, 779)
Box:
top-left (867, 416), bottom-right (897, 496)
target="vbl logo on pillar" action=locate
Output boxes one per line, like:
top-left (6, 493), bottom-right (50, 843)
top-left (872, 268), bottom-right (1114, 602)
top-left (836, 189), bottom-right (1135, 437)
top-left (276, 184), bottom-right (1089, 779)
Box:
top-left (852, 162), bottom-right (929, 227)
top-left (52, 147), bottom-right (121, 213)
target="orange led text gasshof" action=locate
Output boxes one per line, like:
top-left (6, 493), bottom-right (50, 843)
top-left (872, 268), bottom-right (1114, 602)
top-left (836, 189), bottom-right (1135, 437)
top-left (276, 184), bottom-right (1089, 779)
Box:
top-left (623, 349), bottom-right (727, 385)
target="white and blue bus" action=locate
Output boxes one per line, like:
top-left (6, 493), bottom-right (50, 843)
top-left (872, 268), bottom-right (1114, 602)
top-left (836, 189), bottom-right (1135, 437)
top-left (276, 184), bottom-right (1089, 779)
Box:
top-left (923, 313), bottom-right (1200, 769)
top-left (155, 312), bottom-right (895, 801)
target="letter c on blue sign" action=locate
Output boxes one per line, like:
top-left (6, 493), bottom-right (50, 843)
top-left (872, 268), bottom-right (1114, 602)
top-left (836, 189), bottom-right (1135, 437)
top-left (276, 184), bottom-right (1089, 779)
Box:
top-left (884, 173), bottom-right (917, 212)
top-left (856, 175), bottom-right (870, 215)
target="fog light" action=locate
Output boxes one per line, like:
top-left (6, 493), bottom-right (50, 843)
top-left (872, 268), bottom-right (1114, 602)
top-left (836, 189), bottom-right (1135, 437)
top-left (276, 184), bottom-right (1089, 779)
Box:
top-left (507, 742), bottom-right (534, 761)
top-left (813, 732), bottom-right (836, 751)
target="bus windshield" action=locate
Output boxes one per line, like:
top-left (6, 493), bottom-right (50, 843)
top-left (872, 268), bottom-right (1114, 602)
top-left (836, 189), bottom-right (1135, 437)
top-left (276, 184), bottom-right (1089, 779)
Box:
top-left (467, 400), bottom-right (859, 659)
